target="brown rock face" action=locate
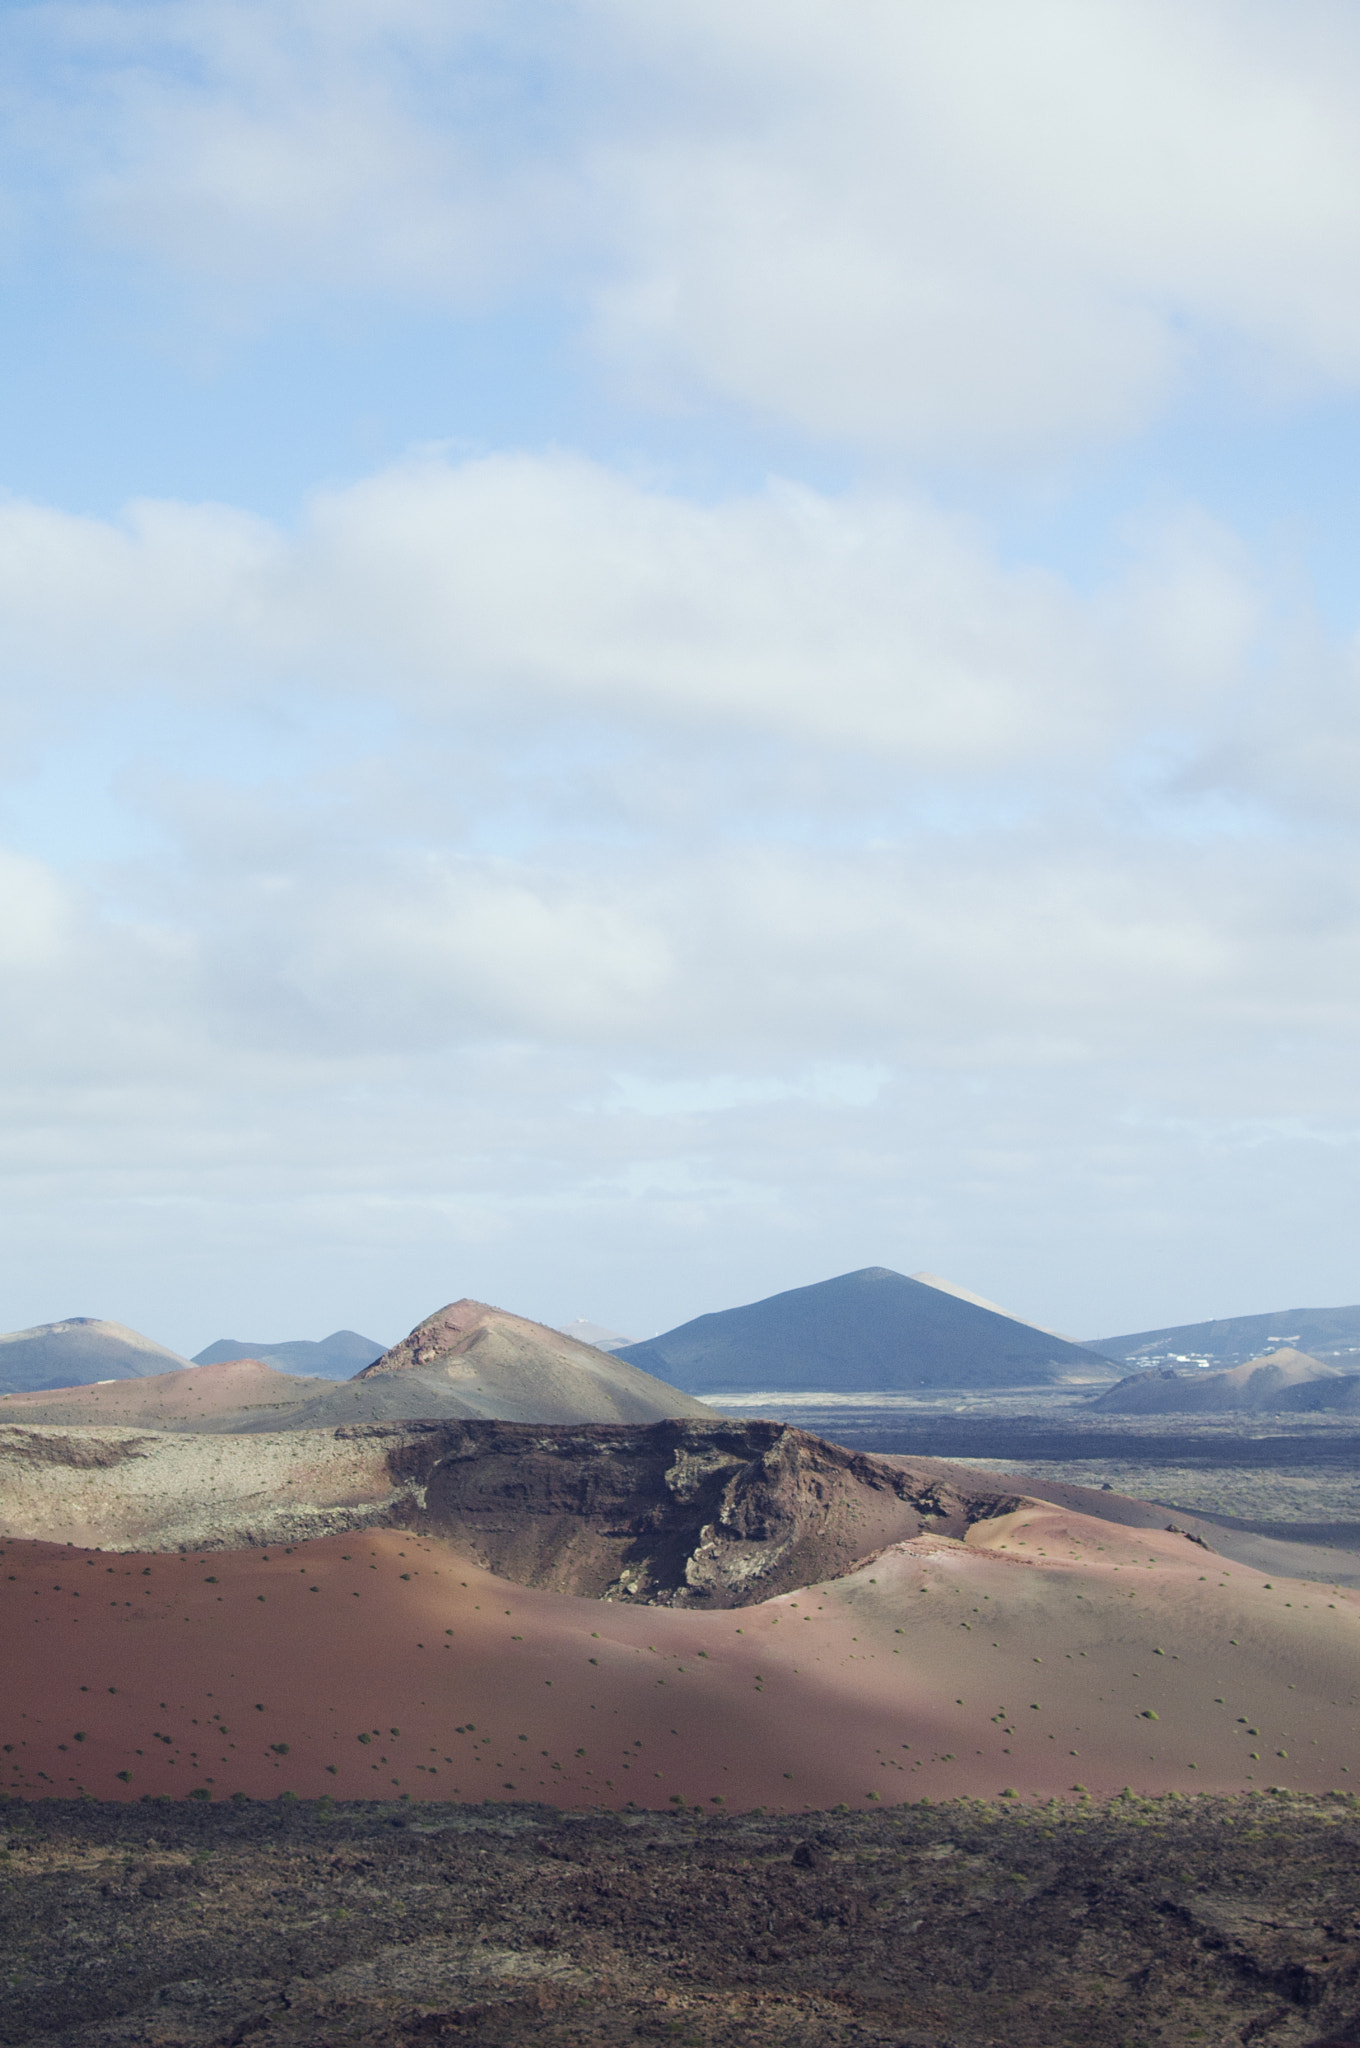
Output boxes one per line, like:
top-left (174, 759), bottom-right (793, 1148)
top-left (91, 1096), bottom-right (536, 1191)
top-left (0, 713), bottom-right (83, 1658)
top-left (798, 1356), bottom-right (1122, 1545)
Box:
top-left (361, 1299), bottom-right (496, 1374)
top-left (360, 1417), bottom-right (1025, 1606)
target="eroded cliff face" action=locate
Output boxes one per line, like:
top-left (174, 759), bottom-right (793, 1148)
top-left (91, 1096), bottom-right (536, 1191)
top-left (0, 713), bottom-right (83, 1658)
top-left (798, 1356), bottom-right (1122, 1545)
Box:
top-left (0, 1417), bottom-right (1029, 1603)
top-left (371, 1417), bottom-right (1029, 1606)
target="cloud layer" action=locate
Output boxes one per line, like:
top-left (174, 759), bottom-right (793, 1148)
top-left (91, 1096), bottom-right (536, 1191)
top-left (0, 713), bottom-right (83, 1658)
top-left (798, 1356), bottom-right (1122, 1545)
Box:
top-left (1, 5), bottom-right (1359, 1346)
top-left (16, 1), bottom-right (1360, 452)
top-left (1, 449), bottom-right (1358, 1343)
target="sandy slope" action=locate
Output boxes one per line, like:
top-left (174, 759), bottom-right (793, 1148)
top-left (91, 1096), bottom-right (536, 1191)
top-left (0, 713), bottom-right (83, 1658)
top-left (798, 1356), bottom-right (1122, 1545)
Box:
top-left (2, 1499), bottom-right (1356, 1811)
top-left (942, 1468), bottom-right (1360, 1585)
top-left (0, 1359), bottom-right (321, 1430)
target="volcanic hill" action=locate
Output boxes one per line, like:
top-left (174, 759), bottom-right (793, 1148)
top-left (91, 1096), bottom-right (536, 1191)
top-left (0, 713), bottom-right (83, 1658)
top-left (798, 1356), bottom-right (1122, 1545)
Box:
top-left (0, 1317), bottom-right (191, 1395)
top-left (616, 1267), bottom-right (1119, 1392)
top-left (2, 1416), bottom-right (1359, 1811)
top-left (0, 1303), bottom-right (717, 1434)
top-left (0, 1416), bottom-right (1008, 1583)
top-left (337, 1298), bottom-right (719, 1426)
top-left (1092, 1347), bottom-right (1344, 1414)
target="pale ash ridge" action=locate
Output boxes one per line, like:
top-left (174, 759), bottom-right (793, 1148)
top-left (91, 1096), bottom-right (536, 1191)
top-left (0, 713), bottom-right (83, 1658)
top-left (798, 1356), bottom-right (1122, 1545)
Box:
top-left (0, 1317), bottom-right (192, 1395)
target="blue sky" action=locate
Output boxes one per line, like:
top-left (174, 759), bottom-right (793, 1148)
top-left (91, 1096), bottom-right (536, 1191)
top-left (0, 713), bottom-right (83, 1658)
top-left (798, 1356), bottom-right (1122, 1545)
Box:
top-left (3, 0), bottom-right (1360, 1354)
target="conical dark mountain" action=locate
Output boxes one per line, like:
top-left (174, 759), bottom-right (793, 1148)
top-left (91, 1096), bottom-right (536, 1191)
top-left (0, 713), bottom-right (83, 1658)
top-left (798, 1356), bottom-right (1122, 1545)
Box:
top-left (614, 1268), bottom-right (1118, 1393)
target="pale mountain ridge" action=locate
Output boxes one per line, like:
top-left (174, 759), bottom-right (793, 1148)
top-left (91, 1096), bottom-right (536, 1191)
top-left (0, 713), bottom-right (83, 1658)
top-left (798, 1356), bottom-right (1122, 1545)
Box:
top-left (1090, 1301), bottom-right (1360, 1368)
top-left (0, 1317), bottom-right (191, 1395)
top-left (908, 1271), bottom-right (1076, 1341)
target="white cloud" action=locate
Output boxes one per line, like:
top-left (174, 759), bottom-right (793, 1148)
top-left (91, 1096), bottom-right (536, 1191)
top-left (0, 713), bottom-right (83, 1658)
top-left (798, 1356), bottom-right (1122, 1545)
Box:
top-left (3, 802), bottom-right (1360, 1345)
top-left (31, 0), bottom-right (546, 304)
top-left (18, 1), bottom-right (1360, 451)
top-left (0, 452), bottom-right (1256, 768)
top-left (586, 0), bottom-right (1360, 450)
top-left (0, 849), bottom-right (72, 968)
top-left (3, 5), bottom-right (1360, 1350)
top-left (0, 442), bottom-right (1354, 1339)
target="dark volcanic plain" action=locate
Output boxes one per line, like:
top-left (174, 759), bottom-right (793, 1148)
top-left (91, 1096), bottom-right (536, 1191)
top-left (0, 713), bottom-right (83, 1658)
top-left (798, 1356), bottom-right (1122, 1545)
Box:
top-left (4, 1791), bottom-right (1360, 2046)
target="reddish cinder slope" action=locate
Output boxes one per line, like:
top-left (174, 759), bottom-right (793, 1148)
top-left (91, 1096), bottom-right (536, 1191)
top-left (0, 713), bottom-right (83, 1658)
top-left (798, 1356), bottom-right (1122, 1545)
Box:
top-left (356, 1300), bottom-right (717, 1423)
top-left (0, 1359), bottom-right (320, 1429)
top-left (1, 1505), bottom-right (1358, 1811)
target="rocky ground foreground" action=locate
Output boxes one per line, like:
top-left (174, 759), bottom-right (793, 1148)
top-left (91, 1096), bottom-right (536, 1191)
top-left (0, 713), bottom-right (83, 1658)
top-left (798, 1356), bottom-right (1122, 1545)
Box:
top-left (2, 1792), bottom-right (1360, 2047)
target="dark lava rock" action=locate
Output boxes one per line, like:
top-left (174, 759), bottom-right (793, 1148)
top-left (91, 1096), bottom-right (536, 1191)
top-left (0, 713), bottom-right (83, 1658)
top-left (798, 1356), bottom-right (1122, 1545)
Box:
top-left (358, 1416), bottom-right (1029, 1606)
top-left (3, 1790), bottom-right (1360, 2045)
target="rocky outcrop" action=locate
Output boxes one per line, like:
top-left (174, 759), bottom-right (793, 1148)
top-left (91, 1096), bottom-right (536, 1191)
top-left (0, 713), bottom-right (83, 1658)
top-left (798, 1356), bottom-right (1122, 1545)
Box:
top-left (0, 1417), bottom-right (1029, 1602)
top-left (373, 1417), bottom-right (987, 1603)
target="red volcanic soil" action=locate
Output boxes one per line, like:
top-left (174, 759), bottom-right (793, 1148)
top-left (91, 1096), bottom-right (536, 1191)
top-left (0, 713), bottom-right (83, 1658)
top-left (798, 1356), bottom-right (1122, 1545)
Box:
top-left (2, 1506), bottom-right (1358, 1812)
top-left (0, 1358), bottom-right (317, 1427)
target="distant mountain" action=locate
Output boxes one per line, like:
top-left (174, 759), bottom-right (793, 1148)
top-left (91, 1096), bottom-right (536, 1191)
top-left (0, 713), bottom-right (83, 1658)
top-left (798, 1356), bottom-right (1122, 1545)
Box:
top-left (1090, 1347), bottom-right (1343, 1415)
top-left (554, 1319), bottom-right (635, 1353)
top-left (613, 1268), bottom-right (1119, 1393)
top-left (0, 1317), bottom-right (192, 1394)
top-left (0, 1304), bottom-right (718, 1433)
top-left (192, 1330), bottom-right (386, 1376)
top-left (1088, 1303), bottom-right (1360, 1370)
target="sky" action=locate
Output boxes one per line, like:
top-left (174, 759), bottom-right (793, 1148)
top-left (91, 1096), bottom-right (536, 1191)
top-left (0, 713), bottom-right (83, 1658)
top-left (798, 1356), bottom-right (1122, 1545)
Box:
top-left (4, 0), bottom-right (1360, 1355)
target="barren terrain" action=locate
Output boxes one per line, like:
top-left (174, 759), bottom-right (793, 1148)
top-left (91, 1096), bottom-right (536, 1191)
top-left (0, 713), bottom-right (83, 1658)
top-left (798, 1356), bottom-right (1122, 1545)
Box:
top-left (0, 1360), bottom-right (327, 1432)
top-left (2, 1499), bottom-right (1358, 1809)
top-left (3, 1413), bottom-right (1360, 2041)
top-left (3, 1790), bottom-right (1360, 2046)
